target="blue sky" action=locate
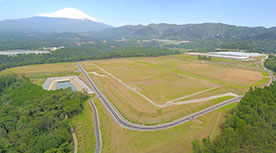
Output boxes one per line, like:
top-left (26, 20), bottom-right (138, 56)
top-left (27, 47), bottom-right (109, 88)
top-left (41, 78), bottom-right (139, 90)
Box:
top-left (0, 0), bottom-right (276, 27)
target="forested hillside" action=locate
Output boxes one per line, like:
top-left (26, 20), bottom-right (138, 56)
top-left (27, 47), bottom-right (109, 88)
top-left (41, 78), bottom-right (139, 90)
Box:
top-left (96, 23), bottom-right (270, 40)
top-left (192, 83), bottom-right (276, 153)
top-left (90, 23), bottom-right (276, 52)
top-left (1, 23), bottom-right (276, 52)
top-left (0, 74), bottom-right (88, 153)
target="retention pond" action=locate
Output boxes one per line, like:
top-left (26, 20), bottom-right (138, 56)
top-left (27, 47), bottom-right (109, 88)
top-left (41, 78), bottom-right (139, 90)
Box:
top-left (56, 81), bottom-right (77, 91)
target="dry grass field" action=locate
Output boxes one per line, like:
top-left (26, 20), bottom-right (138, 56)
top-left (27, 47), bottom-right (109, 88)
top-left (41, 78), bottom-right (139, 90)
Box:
top-left (82, 55), bottom-right (264, 98)
top-left (1, 62), bottom-right (80, 86)
top-left (3, 62), bottom-right (78, 75)
top-left (80, 54), bottom-right (267, 124)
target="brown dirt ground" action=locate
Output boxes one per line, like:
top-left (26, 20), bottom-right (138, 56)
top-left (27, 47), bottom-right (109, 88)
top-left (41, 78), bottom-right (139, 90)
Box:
top-left (222, 68), bottom-right (263, 85)
top-left (191, 118), bottom-right (204, 125)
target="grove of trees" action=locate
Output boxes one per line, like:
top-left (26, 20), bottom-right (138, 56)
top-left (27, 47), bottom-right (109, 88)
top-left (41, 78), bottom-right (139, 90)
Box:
top-left (193, 83), bottom-right (276, 153)
top-left (0, 74), bottom-right (88, 153)
top-left (264, 55), bottom-right (276, 73)
top-left (198, 55), bottom-right (212, 60)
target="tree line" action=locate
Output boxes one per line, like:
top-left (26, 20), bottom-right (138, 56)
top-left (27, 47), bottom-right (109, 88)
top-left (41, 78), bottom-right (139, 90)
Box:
top-left (0, 45), bottom-right (180, 72)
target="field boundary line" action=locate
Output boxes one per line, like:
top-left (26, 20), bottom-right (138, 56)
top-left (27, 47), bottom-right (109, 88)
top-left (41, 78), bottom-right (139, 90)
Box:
top-left (166, 86), bottom-right (220, 104)
top-left (173, 93), bottom-right (238, 105)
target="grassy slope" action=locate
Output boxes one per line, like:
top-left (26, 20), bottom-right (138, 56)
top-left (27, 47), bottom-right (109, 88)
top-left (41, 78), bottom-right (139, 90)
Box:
top-left (94, 98), bottom-right (237, 153)
top-left (71, 100), bottom-right (96, 153)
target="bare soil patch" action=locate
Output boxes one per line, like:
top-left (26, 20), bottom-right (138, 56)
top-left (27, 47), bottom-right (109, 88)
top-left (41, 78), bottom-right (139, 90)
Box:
top-left (191, 118), bottom-right (204, 125)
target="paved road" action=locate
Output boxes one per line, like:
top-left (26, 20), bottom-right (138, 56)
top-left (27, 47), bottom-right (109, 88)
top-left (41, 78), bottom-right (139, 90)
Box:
top-left (90, 95), bottom-right (242, 131)
top-left (166, 86), bottom-right (220, 104)
top-left (77, 56), bottom-right (274, 131)
top-left (173, 93), bottom-right (238, 105)
top-left (89, 97), bottom-right (102, 153)
top-left (266, 68), bottom-right (275, 86)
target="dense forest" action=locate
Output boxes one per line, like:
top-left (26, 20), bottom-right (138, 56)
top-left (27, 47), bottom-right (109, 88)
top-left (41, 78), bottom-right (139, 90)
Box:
top-left (0, 74), bottom-right (88, 153)
top-left (264, 55), bottom-right (276, 73)
top-left (192, 83), bottom-right (276, 153)
top-left (0, 45), bottom-right (180, 71)
top-left (2, 22), bottom-right (276, 53)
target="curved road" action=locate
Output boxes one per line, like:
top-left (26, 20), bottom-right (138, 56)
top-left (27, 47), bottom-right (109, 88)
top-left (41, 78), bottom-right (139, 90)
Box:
top-left (89, 97), bottom-right (102, 153)
top-left (78, 56), bottom-right (274, 131)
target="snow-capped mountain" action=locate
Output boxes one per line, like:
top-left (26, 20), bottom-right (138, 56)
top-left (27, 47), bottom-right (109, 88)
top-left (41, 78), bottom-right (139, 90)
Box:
top-left (0, 8), bottom-right (113, 33)
top-left (38, 8), bottom-right (99, 22)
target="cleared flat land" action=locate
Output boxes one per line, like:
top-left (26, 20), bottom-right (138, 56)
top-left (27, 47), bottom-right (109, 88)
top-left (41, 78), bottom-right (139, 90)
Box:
top-left (80, 54), bottom-right (267, 124)
top-left (82, 55), bottom-right (264, 103)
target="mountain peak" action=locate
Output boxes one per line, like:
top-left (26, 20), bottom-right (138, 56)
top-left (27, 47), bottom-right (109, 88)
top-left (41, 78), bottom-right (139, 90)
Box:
top-left (38, 8), bottom-right (98, 22)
